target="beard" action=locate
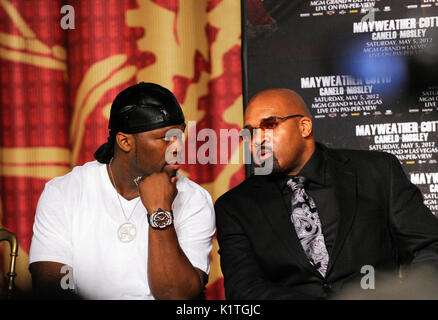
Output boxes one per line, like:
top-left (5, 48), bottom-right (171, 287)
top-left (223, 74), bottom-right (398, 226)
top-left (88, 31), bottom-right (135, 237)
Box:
top-left (268, 154), bottom-right (283, 175)
top-left (253, 151), bottom-right (282, 176)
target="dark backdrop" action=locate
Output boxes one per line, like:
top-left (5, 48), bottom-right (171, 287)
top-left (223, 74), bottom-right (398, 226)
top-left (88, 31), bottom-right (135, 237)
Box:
top-left (243, 0), bottom-right (438, 216)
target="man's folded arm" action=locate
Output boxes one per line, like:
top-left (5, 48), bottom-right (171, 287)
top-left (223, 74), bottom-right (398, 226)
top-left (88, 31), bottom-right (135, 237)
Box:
top-left (215, 200), bottom-right (314, 300)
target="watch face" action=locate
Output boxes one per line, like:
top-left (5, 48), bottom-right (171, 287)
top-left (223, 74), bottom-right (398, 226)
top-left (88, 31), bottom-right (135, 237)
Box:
top-left (152, 210), bottom-right (172, 228)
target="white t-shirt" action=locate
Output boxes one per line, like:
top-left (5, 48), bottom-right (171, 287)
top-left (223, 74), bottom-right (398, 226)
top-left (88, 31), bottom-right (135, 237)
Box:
top-left (29, 161), bottom-right (216, 300)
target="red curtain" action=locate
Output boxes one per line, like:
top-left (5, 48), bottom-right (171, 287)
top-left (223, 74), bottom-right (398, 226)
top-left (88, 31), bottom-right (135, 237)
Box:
top-left (0, 0), bottom-right (244, 299)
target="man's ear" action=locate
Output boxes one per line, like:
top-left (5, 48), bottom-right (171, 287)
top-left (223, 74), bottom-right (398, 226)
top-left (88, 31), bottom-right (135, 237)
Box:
top-left (115, 132), bottom-right (134, 153)
top-left (300, 117), bottom-right (313, 138)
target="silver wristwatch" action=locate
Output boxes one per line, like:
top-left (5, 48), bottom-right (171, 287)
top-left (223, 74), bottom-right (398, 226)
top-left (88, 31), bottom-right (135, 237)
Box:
top-left (147, 208), bottom-right (174, 229)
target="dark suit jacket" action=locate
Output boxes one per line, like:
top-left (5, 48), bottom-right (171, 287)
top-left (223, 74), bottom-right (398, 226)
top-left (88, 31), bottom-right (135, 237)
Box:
top-left (215, 144), bottom-right (438, 299)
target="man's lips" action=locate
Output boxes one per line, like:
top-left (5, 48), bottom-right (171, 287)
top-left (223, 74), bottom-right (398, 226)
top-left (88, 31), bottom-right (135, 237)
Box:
top-left (166, 163), bottom-right (181, 170)
top-left (257, 148), bottom-right (272, 160)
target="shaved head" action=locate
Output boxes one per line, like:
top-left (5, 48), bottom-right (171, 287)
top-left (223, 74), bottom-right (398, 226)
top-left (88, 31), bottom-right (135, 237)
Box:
top-left (244, 88), bottom-right (315, 176)
top-left (247, 88), bottom-right (311, 118)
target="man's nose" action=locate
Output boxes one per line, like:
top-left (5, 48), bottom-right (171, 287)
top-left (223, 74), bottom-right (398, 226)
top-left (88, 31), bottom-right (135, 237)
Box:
top-left (252, 128), bottom-right (265, 147)
top-left (171, 135), bottom-right (185, 159)
top-left (252, 128), bottom-right (273, 147)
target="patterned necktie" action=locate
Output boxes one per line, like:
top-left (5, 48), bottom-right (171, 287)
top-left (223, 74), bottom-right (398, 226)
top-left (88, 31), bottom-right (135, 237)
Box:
top-left (287, 176), bottom-right (329, 277)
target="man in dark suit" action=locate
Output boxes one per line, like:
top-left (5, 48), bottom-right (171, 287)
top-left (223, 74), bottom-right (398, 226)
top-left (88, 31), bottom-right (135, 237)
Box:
top-left (215, 88), bottom-right (438, 299)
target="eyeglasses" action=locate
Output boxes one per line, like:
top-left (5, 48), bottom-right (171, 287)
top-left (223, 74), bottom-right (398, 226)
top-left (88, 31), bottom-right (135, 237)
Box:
top-left (240, 114), bottom-right (304, 142)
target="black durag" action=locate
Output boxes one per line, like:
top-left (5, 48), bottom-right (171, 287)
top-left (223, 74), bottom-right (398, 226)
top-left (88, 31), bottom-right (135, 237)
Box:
top-left (94, 82), bottom-right (185, 163)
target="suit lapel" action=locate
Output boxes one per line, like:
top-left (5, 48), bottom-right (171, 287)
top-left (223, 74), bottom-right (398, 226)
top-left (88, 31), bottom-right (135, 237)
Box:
top-left (248, 146), bottom-right (358, 279)
top-left (250, 176), bottom-right (324, 278)
top-left (325, 153), bottom-right (358, 277)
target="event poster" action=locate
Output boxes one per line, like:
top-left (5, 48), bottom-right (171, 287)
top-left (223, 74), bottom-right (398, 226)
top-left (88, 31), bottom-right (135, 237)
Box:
top-left (244, 0), bottom-right (438, 215)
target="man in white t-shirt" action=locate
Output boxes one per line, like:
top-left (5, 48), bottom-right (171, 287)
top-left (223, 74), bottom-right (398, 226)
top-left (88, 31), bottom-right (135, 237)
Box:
top-left (29, 82), bottom-right (216, 300)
